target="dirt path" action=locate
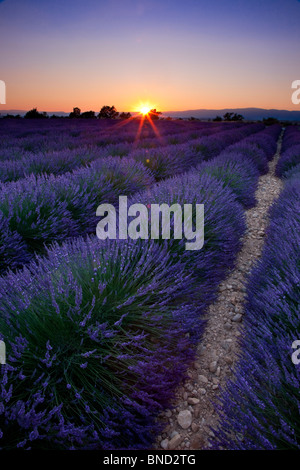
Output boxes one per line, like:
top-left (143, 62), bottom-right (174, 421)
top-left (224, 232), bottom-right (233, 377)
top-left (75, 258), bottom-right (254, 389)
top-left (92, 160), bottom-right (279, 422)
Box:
top-left (154, 130), bottom-right (284, 451)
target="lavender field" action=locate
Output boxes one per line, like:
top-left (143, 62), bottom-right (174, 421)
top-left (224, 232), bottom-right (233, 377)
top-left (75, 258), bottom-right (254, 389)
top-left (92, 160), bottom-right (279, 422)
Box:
top-left (0, 118), bottom-right (299, 450)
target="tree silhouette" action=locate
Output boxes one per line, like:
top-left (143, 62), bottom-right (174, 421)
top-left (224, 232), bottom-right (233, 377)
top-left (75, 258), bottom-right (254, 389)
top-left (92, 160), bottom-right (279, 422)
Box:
top-left (232, 113), bottom-right (244, 121)
top-left (223, 112), bottom-right (234, 121)
top-left (119, 112), bottom-right (132, 120)
top-left (69, 107), bottom-right (81, 118)
top-left (24, 108), bottom-right (48, 119)
top-left (263, 117), bottom-right (279, 126)
top-left (213, 115), bottom-right (223, 122)
top-left (81, 111), bottom-right (96, 119)
top-left (2, 114), bottom-right (21, 119)
top-left (98, 105), bottom-right (119, 119)
top-left (149, 109), bottom-right (161, 120)
top-left (223, 112), bottom-right (244, 122)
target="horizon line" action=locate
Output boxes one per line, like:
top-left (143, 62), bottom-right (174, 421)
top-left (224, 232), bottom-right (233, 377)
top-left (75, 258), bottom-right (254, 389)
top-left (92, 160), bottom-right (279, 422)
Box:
top-left (1, 106), bottom-right (300, 114)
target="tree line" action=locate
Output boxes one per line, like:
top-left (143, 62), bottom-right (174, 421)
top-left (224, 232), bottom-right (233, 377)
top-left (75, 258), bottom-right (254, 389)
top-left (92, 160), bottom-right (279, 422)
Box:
top-left (213, 112), bottom-right (244, 122)
top-left (12, 106), bottom-right (162, 120)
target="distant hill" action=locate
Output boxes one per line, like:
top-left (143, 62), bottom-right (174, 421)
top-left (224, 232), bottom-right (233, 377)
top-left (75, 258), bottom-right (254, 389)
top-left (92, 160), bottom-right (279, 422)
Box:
top-left (162, 107), bottom-right (300, 122)
top-left (1, 107), bottom-right (300, 121)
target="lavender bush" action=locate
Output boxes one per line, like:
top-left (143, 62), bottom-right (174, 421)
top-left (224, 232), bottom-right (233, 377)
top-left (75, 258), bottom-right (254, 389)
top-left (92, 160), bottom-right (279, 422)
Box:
top-left (243, 124), bottom-right (281, 159)
top-left (283, 162), bottom-right (300, 182)
top-left (0, 157), bottom-right (154, 272)
top-left (129, 144), bottom-right (198, 180)
top-left (129, 173), bottom-right (246, 310)
top-left (219, 125), bottom-right (281, 175)
top-left (276, 144), bottom-right (300, 177)
top-left (221, 142), bottom-right (268, 174)
top-left (0, 237), bottom-right (204, 450)
top-left (195, 153), bottom-right (259, 208)
top-left (281, 126), bottom-right (300, 153)
top-left (0, 147), bottom-right (112, 183)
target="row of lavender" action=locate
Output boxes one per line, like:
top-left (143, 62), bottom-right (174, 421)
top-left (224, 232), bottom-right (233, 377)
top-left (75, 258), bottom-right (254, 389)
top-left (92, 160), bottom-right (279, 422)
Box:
top-left (0, 122), bottom-right (242, 181)
top-left (125, 123), bottom-right (264, 180)
top-left (0, 120), bottom-right (241, 158)
top-left (0, 124), bottom-right (281, 449)
top-left (276, 125), bottom-right (300, 179)
top-left (0, 118), bottom-right (214, 141)
top-left (0, 124), bottom-right (265, 273)
top-left (194, 124), bottom-right (280, 208)
top-left (211, 126), bottom-right (300, 450)
top-left (0, 123), bottom-right (215, 161)
top-left (0, 122), bottom-right (251, 182)
top-left (0, 119), bottom-right (193, 150)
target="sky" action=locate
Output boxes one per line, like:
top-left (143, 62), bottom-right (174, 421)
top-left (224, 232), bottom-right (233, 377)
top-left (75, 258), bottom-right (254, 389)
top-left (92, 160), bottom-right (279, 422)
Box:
top-left (0, 0), bottom-right (300, 113)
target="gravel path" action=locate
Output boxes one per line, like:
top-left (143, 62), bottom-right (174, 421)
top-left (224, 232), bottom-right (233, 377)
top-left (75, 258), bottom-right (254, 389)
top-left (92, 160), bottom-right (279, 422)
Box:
top-left (154, 130), bottom-right (284, 451)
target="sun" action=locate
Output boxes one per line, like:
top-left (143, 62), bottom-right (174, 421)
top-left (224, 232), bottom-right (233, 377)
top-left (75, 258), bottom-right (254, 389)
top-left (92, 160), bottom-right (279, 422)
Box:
top-left (139, 105), bottom-right (151, 115)
top-left (134, 101), bottom-right (155, 116)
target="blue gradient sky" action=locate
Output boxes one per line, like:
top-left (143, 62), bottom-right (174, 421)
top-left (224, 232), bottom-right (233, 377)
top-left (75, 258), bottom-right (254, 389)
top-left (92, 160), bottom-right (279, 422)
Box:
top-left (0, 0), bottom-right (299, 112)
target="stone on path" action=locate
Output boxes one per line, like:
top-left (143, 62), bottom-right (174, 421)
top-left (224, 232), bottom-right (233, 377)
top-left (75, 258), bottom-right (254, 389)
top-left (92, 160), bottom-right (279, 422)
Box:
top-left (177, 410), bottom-right (192, 429)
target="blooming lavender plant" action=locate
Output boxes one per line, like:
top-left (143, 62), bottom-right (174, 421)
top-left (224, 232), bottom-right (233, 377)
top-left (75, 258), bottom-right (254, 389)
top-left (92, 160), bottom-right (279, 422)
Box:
top-left (196, 153), bottom-right (259, 208)
top-left (0, 237), bottom-right (202, 449)
top-left (283, 162), bottom-right (300, 182)
top-left (244, 125), bottom-right (281, 159)
top-left (219, 126), bottom-right (281, 175)
top-left (0, 157), bottom-right (154, 273)
top-left (129, 172), bottom-right (246, 310)
top-left (281, 126), bottom-right (300, 153)
top-left (222, 142), bottom-right (269, 174)
top-left (276, 144), bottom-right (300, 177)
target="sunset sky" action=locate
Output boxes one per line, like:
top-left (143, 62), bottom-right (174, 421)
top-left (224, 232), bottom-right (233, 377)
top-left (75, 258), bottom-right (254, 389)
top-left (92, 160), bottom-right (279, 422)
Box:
top-left (0, 0), bottom-right (300, 113)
